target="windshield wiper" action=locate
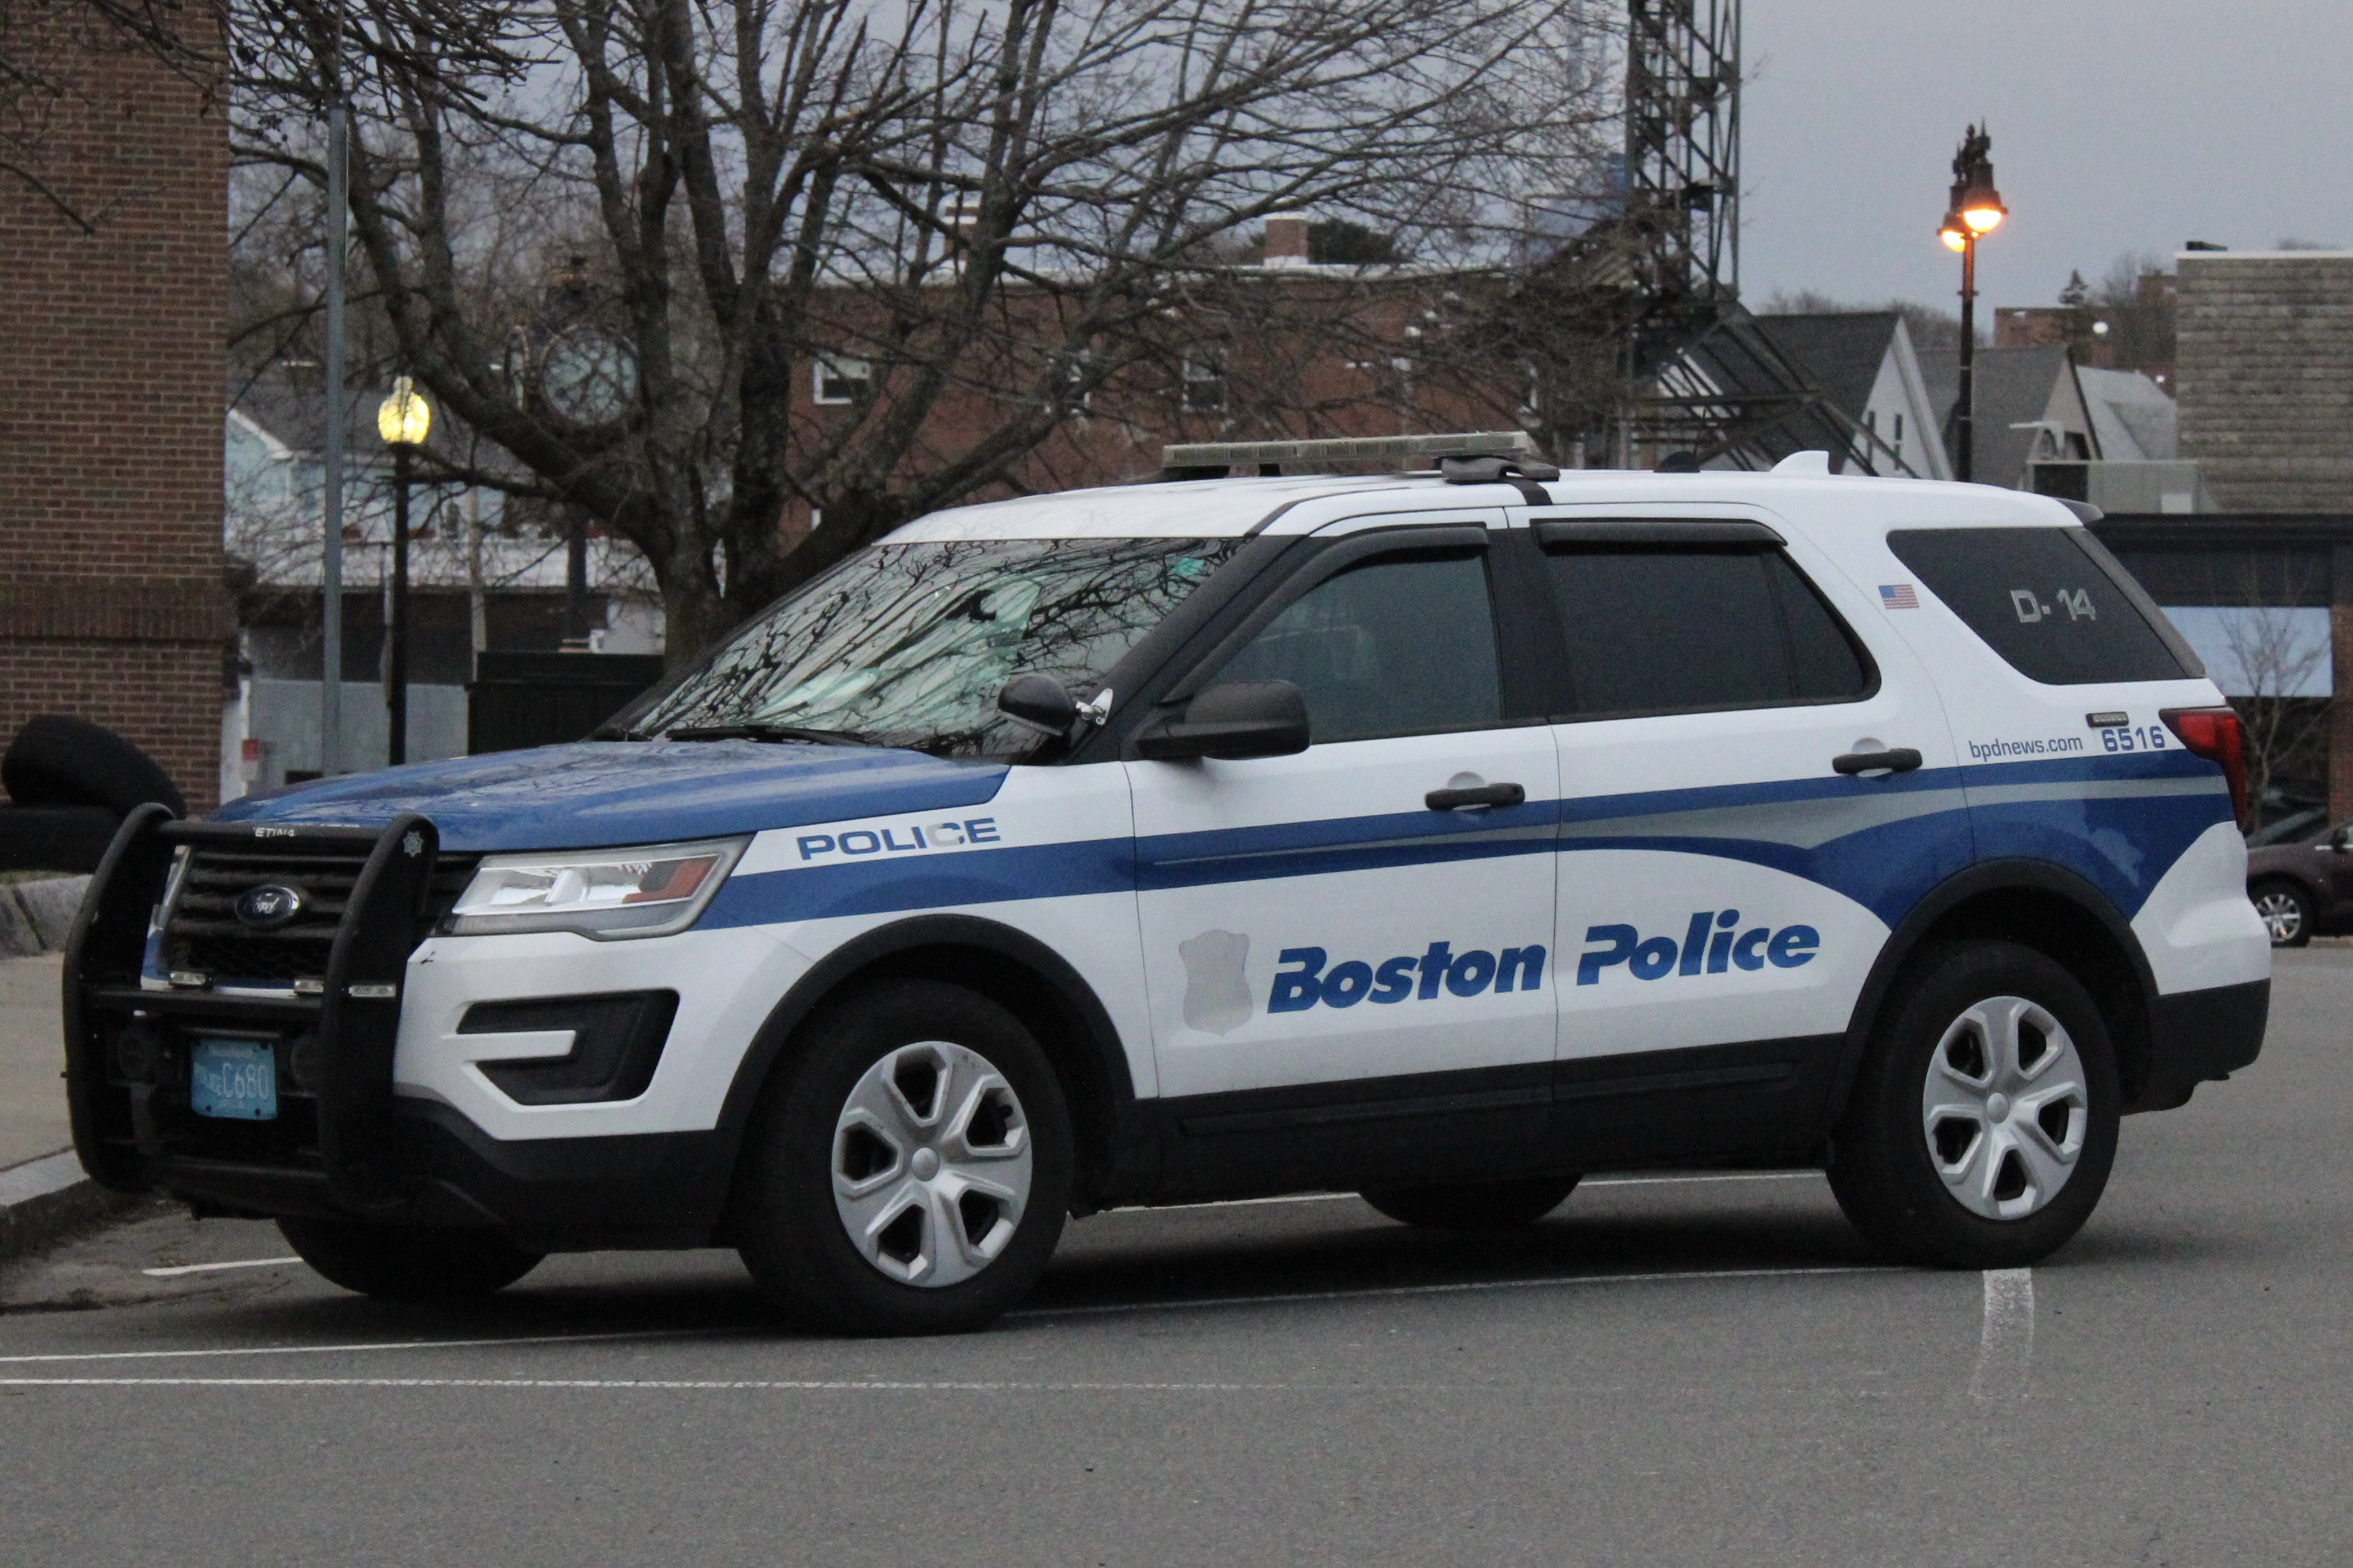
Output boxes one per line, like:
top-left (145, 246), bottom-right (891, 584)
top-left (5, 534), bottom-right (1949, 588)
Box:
top-left (664, 723), bottom-right (875, 747)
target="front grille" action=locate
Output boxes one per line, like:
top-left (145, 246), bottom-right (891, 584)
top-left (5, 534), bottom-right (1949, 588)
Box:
top-left (161, 845), bottom-right (480, 987)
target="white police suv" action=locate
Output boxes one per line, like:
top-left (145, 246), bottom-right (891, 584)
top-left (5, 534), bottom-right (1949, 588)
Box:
top-left (65, 434), bottom-right (2269, 1333)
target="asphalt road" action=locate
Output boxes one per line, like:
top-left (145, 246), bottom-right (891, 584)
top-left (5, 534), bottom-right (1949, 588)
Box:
top-left (2, 950), bottom-right (2348, 1567)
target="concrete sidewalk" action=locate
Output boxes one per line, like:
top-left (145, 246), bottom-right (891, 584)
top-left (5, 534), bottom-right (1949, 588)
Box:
top-left (0, 952), bottom-right (69, 1169)
top-left (0, 886), bottom-right (125, 1258)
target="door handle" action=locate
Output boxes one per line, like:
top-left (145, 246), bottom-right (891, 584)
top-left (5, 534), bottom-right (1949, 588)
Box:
top-left (1425, 781), bottom-right (1526, 811)
top-left (1832, 748), bottom-right (1922, 776)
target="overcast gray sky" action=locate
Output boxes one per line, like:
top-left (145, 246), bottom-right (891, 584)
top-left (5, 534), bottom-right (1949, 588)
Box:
top-left (1738, 0), bottom-right (2353, 312)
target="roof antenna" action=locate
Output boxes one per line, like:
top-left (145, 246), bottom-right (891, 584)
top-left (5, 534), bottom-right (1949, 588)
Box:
top-left (1655, 450), bottom-right (1702, 473)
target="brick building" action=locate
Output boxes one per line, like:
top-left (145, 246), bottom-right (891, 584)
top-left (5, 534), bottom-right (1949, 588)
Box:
top-left (2176, 251), bottom-right (2353, 514)
top-left (0, 8), bottom-right (228, 810)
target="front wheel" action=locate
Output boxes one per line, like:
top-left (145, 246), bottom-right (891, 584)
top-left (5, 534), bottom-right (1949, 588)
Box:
top-left (277, 1217), bottom-right (543, 1300)
top-left (1360, 1174), bottom-right (1580, 1230)
top-left (734, 979), bottom-right (1073, 1335)
top-left (1827, 940), bottom-right (2120, 1269)
top-left (2251, 879), bottom-right (2314, 947)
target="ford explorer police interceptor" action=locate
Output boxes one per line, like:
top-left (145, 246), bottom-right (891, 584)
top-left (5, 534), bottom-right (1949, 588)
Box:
top-left (63, 434), bottom-right (2270, 1334)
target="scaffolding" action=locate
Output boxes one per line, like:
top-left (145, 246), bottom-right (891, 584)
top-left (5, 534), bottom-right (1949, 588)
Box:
top-left (1532, 0), bottom-right (1911, 474)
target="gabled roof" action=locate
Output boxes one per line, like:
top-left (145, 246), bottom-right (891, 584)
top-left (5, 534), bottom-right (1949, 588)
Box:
top-left (2077, 366), bottom-right (2177, 462)
top-left (1752, 313), bottom-right (1901, 425)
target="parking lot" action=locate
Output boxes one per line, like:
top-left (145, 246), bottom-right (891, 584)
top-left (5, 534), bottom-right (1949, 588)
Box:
top-left (0, 947), bottom-right (2345, 1567)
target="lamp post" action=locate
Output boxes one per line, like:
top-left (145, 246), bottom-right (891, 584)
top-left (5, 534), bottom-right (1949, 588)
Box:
top-left (1939, 124), bottom-right (2006, 483)
top-left (376, 377), bottom-right (431, 765)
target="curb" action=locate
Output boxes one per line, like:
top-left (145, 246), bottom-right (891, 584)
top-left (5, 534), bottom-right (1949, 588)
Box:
top-left (0, 1150), bottom-right (134, 1261)
top-left (0, 874), bottom-right (89, 958)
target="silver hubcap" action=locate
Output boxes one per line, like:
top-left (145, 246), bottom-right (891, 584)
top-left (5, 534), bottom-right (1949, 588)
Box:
top-left (2255, 890), bottom-right (2304, 943)
top-left (1921, 995), bottom-right (2088, 1221)
top-left (832, 1041), bottom-right (1032, 1287)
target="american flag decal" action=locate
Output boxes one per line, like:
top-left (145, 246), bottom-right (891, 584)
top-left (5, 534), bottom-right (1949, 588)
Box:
top-left (1879, 583), bottom-right (1919, 610)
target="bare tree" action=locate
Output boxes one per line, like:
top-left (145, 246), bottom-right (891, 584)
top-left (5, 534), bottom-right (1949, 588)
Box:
top-left (223, 0), bottom-right (1606, 662)
top-left (2216, 578), bottom-right (2331, 815)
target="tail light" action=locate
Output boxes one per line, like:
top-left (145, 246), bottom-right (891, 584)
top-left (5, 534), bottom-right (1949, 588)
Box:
top-left (2161, 706), bottom-right (2248, 827)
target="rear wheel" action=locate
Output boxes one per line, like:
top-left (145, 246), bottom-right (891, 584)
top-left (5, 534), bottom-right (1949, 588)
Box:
top-left (276, 1217), bottom-right (543, 1300)
top-left (734, 979), bottom-right (1073, 1335)
top-left (2252, 879), bottom-right (2314, 947)
top-left (1359, 1174), bottom-right (1580, 1230)
top-left (1828, 940), bottom-right (2119, 1269)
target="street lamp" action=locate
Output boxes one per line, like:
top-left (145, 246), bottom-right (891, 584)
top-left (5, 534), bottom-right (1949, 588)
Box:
top-left (376, 376), bottom-right (431, 766)
top-left (1939, 124), bottom-right (2005, 483)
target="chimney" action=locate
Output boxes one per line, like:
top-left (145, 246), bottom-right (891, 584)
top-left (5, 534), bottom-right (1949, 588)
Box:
top-left (1263, 211), bottom-right (1310, 268)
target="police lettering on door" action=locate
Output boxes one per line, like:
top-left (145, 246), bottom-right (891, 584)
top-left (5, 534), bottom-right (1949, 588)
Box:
top-left (1578, 911), bottom-right (1819, 985)
top-left (1270, 940), bottom-right (1548, 1013)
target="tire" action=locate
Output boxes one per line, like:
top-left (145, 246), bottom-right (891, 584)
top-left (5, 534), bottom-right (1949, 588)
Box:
top-left (2250, 879), bottom-right (2314, 948)
top-left (277, 1216), bottom-right (543, 1300)
top-left (733, 979), bottom-right (1073, 1335)
top-left (1360, 1174), bottom-right (1580, 1230)
top-left (2, 714), bottom-right (185, 817)
top-left (1827, 940), bottom-right (2120, 1269)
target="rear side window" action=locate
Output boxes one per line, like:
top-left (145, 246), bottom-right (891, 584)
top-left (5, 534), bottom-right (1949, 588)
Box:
top-left (1886, 527), bottom-right (2192, 685)
top-left (1542, 547), bottom-right (1873, 718)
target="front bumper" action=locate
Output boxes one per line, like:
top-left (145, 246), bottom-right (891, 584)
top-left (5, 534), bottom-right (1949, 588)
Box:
top-left (2133, 977), bottom-right (2269, 1111)
top-left (62, 809), bottom-right (739, 1246)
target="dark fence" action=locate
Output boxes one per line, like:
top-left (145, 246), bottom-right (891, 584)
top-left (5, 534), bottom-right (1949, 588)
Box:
top-left (467, 651), bottom-right (667, 755)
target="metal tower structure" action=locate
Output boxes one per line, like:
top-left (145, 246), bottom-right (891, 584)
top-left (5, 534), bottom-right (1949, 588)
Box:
top-left (1563, 0), bottom-right (1912, 473)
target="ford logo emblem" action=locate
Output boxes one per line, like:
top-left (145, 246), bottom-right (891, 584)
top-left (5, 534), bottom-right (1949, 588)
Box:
top-left (235, 884), bottom-right (305, 930)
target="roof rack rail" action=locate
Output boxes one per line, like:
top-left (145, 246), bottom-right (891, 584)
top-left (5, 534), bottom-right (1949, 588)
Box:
top-left (1159, 430), bottom-right (1544, 478)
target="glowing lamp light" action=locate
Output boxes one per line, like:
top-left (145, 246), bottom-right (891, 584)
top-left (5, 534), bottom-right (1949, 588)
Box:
top-left (1961, 199), bottom-right (2006, 234)
top-left (377, 376), bottom-right (432, 448)
top-left (1939, 217), bottom-right (1969, 252)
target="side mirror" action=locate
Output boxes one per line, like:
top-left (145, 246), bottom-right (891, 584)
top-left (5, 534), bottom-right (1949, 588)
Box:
top-left (1135, 680), bottom-right (1310, 761)
top-left (2331, 825), bottom-right (2350, 851)
top-left (997, 673), bottom-right (1078, 738)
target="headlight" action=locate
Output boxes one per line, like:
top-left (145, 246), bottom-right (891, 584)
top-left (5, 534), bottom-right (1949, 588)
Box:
top-left (444, 836), bottom-right (748, 939)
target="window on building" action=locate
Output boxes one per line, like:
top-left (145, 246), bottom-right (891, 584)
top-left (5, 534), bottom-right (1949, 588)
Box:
top-left (1542, 545), bottom-right (1872, 718)
top-left (1181, 351), bottom-right (1228, 414)
top-left (1050, 350), bottom-right (1094, 417)
top-left (1214, 552), bottom-right (1501, 742)
top-left (814, 356), bottom-right (871, 406)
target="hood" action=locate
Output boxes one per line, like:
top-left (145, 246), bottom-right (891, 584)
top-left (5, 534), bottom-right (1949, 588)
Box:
top-left (210, 742), bottom-right (1009, 853)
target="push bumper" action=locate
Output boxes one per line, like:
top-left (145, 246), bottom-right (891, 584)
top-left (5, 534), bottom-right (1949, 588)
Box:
top-left (62, 808), bottom-right (735, 1248)
top-left (2133, 977), bottom-right (2269, 1112)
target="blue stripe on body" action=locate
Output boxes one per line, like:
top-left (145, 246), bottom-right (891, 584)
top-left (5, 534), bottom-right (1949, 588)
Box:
top-left (1964, 789), bottom-right (2230, 918)
top-left (702, 837), bottom-right (1134, 927)
top-left (691, 751), bottom-right (2230, 930)
top-left (1557, 809), bottom-right (1976, 928)
top-left (1137, 798), bottom-right (1557, 891)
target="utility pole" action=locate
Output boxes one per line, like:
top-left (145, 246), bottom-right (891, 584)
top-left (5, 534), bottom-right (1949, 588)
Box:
top-left (319, 70), bottom-right (347, 774)
top-left (1938, 126), bottom-right (2007, 485)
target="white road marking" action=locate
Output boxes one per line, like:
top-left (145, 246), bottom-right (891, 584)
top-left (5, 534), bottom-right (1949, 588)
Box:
top-left (0, 1327), bottom-right (734, 1366)
top-left (139, 1256), bottom-right (303, 1278)
top-left (1967, 1267), bottom-right (2035, 1402)
top-left (0, 1377), bottom-right (1293, 1392)
top-left (1582, 1172), bottom-right (1824, 1189)
top-left (1011, 1263), bottom-right (1899, 1320)
top-left (1135, 1172), bottom-right (1823, 1214)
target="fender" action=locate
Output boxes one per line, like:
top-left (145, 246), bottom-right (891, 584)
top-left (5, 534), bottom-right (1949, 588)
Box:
top-left (711, 912), bottom-right (1151, 1206)
top-left (1812, 858), bottom-right (2159, 1144)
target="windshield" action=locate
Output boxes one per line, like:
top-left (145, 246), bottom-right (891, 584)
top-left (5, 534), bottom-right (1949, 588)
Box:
top-left (628, 537), bottom-right (1240, 756)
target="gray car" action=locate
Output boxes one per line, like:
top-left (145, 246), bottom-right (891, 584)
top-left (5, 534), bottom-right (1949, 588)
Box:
top-left (2246, 805), bottom-right (2353, 945)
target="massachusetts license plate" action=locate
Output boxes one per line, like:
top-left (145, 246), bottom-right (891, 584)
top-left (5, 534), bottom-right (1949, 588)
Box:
top-left (189, 1039), bottom-right (277, 1120)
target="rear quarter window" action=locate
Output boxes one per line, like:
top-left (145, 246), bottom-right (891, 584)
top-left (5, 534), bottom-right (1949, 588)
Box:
top-left (1886, 526), bottom-right (2194, 685)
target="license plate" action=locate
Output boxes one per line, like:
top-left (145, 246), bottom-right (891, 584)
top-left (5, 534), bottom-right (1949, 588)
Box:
top-left (190, 1039), bottom-right (277, 1120)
